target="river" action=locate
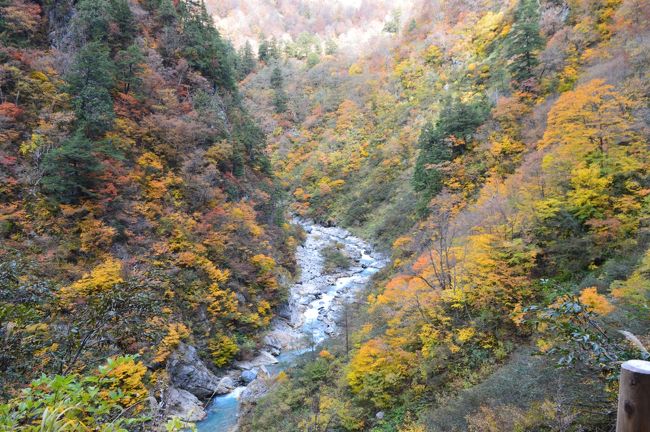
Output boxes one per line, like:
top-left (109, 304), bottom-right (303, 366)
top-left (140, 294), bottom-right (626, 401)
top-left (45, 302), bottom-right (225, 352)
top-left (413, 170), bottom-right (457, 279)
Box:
top-left (196, 219), bottom-right (386, 431)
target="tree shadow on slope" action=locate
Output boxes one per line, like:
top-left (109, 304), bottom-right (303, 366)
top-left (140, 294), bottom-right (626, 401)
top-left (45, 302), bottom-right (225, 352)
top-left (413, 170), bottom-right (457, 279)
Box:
top-left (421, 346), bottom-right (611, 431)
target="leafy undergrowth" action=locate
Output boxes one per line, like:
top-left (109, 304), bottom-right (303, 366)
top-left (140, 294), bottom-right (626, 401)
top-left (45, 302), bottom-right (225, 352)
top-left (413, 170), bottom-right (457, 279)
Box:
top-left (422, 347), bottom-right (609, 431)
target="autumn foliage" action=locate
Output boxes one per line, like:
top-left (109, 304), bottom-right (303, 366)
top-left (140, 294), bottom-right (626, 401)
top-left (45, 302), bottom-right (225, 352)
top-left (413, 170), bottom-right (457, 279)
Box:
top-left (2, 0), bottom-right (650, 430)
top-left (241, 0), bottom-right (650, 430)
top-left (0, 0), bottom-right (296, 429)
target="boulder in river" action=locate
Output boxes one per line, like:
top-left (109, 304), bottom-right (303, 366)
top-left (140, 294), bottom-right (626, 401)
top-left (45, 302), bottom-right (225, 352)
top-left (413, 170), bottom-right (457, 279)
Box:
top-left (241, 369), bottom-right (257, 384)
top-left (167, 343), bottom-right (222, 399)
top-left (277, 305), bottom-right (292, 320)
top-left (234, 350), bottom-right (278, 370)
top-left (216, 376), bottom-right (236, 394)
top-left (240, 377), bottom-right (269, 404)
top-left (264, 321), bottom-right (304, 351)
top-left (165, 387), bottom-right (206, 422)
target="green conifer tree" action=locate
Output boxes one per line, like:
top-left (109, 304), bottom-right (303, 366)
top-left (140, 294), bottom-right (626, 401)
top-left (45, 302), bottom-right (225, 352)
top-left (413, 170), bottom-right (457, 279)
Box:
top-left (270, 66), bottom-right (288, 113)
top-left (258, 37), bottom-right (270, 62)
top-left (158, 0), bottom-right (178, 25)
top-left (108, 0), bottom-right (136, 49)
top-left (115, 43), bottom-right (144, 94)
top-left (41, 132), bottom-right (104, 203)
top-left (505, 0), bottom-right (544, 86)
top-left (178, 0), bottom-right (236, 92)
top-left (413, 98), bottom-right (487, 211)
top-left (66, 41), bottom-right (116, 136)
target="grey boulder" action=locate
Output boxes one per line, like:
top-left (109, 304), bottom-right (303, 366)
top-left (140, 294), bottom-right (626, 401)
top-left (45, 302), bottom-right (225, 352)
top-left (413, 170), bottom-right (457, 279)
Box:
top-left (167, 343), bottom-right (227, 399)
top-left (165, 387), bottom-right (206, 422)
top-left (241, 369), bottom-right (257, 384)
top-left (233, 350), bottom-right (278, 370)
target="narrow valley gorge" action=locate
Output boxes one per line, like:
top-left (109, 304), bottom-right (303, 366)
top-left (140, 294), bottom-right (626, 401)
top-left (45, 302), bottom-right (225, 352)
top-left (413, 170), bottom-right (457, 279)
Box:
top-left (1, 0), bottom-right (649, 431)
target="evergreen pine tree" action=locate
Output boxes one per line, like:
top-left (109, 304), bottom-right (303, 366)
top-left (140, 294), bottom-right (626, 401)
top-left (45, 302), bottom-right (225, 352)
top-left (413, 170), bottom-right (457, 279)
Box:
top-left (115, 43), bottom-right (144, 94)
top-left (413, 98), bottom-right (487, 211)
top-left (412, 122), bottom-right (451, 197)
top-left (270, 66), bottom-right (288, 113)
top-left (233, 114), bottom-right (271, 173)
top-left (41, 132), bottom-right (104, 203)
top-left (505, 0), bottom-right (544, 86)
top-left (66, 41), bottom-right (116, 136)
top-left (108, 0), bottom-right (136, 49)
top-left (242, 41), bottom-right (256, 75)
top-left (178, 0), bottom-right (236, 92)
top-left (258, 37), bottom-right (269, 62)
top-left (158, 0), bottom-right (178, 25)
top-left (269, 37), bottom-right (280, 59)
top-left (270, 65), bottom-right (283, 88)
top-left (235, 41), bottom-right (256, 80)
top-left (325, 38), bottom-right (338, 55)
top-left (73, 0), bottom-right (111, 44)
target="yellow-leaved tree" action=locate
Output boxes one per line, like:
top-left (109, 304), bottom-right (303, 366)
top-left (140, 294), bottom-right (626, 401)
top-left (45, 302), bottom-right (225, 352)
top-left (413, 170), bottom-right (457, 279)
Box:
top-left (59, 257), bottom-right (123, 304)
top-left (55, 257), bottom-right (125, 374)
top-left (460, 233), bottom-right (537, 322)
top-left (347, 337), bottom-right (417, 408)
top-left (154, 323), bottom-right (191, 364)
top-left (533, 78), bottom-right (649, 250)
top-left (540, 79), bottom-right (646, 195)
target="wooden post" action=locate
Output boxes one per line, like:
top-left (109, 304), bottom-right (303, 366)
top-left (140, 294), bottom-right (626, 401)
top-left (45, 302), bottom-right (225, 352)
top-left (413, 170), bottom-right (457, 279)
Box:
top-left (617, 360), bottom-right (650, 431)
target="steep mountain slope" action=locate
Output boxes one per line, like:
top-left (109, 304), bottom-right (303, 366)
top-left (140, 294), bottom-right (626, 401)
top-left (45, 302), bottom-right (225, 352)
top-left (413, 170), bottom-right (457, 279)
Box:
top-left (237, 0), bottom-right (650, 430)
top-left (1, 0), bottom-right (649, 431)
top-left (0, 0), bottom-right (298, 429)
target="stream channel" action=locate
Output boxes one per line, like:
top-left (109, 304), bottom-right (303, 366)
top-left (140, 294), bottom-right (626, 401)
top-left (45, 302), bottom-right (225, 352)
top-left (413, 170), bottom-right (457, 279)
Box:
top-left (196, 219), bottom-right (386, 431)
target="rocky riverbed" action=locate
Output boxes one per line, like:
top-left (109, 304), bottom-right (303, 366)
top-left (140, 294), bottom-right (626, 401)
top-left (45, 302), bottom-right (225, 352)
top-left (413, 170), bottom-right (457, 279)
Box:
top-left (177, 219), bottom-right (386, 431)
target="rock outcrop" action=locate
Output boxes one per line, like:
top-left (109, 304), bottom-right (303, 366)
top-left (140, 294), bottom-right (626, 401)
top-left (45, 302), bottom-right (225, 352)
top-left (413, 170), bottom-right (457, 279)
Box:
top-left (165, 387), bottom-right (206, 422)
top-left (263, 320), bottom-right (304, 351)
top-left (167, 343), bottom-right (232, 399)
top-left (238, 368), bottom-right (271, 419)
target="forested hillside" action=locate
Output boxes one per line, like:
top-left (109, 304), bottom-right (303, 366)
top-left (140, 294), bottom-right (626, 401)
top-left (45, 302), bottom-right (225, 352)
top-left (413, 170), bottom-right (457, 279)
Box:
top-left (236, 0), bottom-right (650, 430)
top-left (1, 0), bottom-right (649, 431)
top-left (0, 0), bottom-right (298, 429)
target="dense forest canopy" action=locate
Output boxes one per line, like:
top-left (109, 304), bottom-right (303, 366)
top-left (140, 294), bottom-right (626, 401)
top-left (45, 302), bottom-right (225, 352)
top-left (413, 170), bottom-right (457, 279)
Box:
top-left (239, 0), bottom-right (650, 430)
top-left (1, 0), bottom-right (297, 429)
top-left (1, 0), bottom-right (649, 431)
